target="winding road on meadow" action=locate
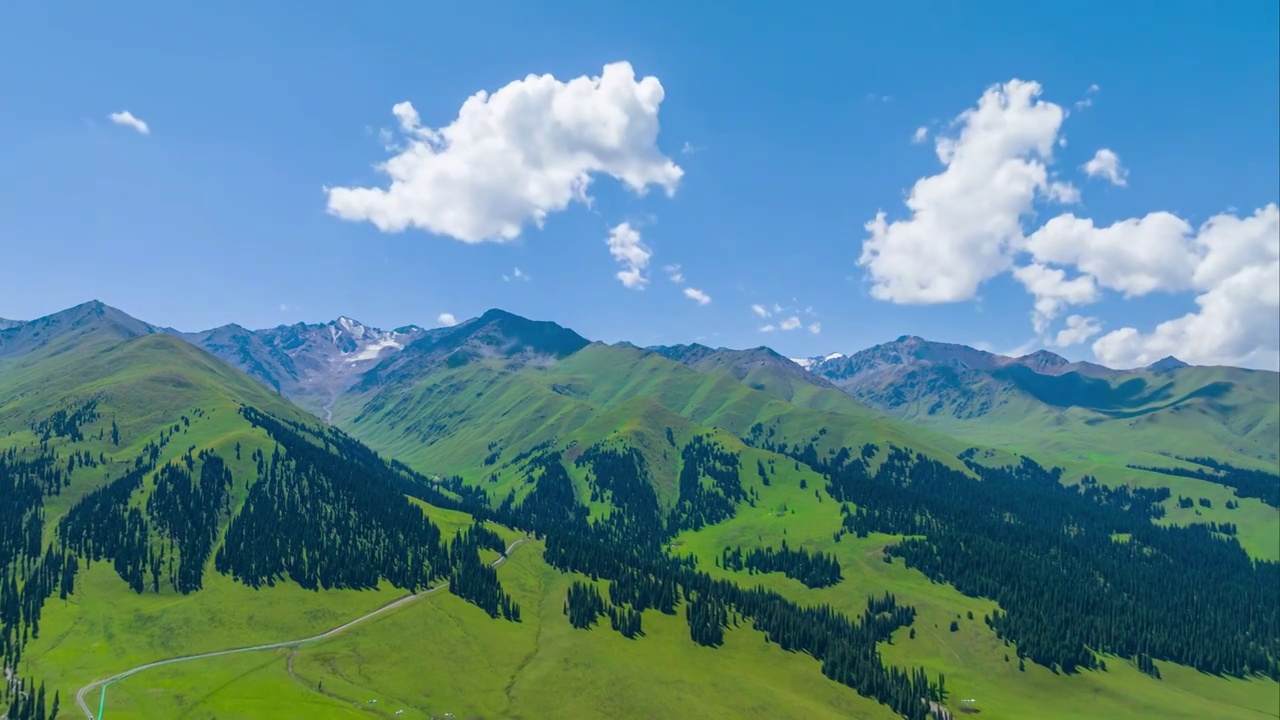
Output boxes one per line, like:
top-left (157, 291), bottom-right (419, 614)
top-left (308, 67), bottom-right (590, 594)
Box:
top-left (75, 538), bottom-right (529, 719)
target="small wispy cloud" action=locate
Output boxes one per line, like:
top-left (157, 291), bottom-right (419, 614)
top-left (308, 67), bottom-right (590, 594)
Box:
top-left (683, 287), bottom-right (711, 305)
top-left (681, 141), bottom-right (705, 155)
top-left (912, 127), bottom-right (929, 144)
top-left (752, 300), bottom-right (818, 331)
top-left (1082, 148), bottom-right (1128, 186)
top-left (109, 110), bottom-right (150, 135)
top-left (664, 264), bottom-right (684, 283)
top-left (502, 266), bottom-right (530, 282)
top-left (1074, 83), bottom-right (1101, 109)
top-left (607, 223), bottom-right (651, 290)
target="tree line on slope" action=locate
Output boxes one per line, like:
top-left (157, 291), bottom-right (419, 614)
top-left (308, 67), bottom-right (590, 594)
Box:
top-left (719, 541), bottom-right (843, 589)
top-left (0, 404), bottom-right (532, 720)
top-left (746, 424), bottom-right (1280, 679)
top-left (473, 444), bottom-right (946, 720)
top-left (1128, 457), bottom-right (1280, 508)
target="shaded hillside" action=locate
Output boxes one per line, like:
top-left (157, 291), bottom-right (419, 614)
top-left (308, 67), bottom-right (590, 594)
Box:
top-left (177, 316), bottom-right (428, 417)
top-left (357, 308), bottom-right (590, 392)
top-left (803, 335), bottom-right (1279, 469)
top-left (337, 320), bottom-right (969, 500)
top-left (0, 300), bottom-right (158, 359)
top-left (649, 343), bottom-right (860, 410)
top-left (4, 301), bottom-right (1277, 720)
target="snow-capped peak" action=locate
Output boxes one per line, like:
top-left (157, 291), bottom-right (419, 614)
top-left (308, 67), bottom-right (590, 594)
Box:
top-left (348, 336), bottom-right (403, 362)
top-left (790, 352), bottom-right (843, 371)
top-left (336, 316), bottom-right (365, 335)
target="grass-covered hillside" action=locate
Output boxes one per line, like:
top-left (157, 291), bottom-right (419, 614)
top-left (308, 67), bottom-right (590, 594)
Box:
top-left (1, 303), bottom-right (1276, 720)
top-left (806, 335), bottom-right (1280, 473)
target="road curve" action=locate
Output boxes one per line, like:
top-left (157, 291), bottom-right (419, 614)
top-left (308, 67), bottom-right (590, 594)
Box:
top-left (75, 538), bottom-right (529, 719)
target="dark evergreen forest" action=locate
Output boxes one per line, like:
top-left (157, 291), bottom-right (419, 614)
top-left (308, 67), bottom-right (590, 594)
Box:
top-left (3, 396), bottom-right (1277, 720)
top-left (746, 423), bottom-right (1280, 679)
top-left (1128, 457), bottom-right (1280, 508)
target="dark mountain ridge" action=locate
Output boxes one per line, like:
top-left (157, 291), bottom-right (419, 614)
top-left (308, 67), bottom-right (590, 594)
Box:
top-left (0, 300), bottom-right (159, 359)
top-left (357, 308), bottom-right (591, 392)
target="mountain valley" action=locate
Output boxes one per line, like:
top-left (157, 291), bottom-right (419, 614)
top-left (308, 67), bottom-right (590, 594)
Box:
top-left (0, 301), bottom-right (1277, 720)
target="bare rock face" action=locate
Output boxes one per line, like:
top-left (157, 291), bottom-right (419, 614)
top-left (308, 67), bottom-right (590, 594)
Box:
top-left (180, 316), bottom-right (426, 419)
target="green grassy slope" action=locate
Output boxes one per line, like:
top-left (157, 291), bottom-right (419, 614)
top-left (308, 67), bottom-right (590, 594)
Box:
top-left (7, 308), bottom-right (1276, 719)
top-left (0, 333), bottom-right (311, 523)
top-left (338, 340), bottom-right (1277, 560)
top-left (663, 349), bottom-right (1279, 560)
top-left (0, 330), bottom-right (413, 714)
top-left (666, 461), bottom-right (1280, 720)
top-left (77, 449), bottom-right (1280, 720)
top-left (330, 341), bottom-right (1278, 719)
top-left (336, 343), bottom-right (969, 487)
top-left (97, 542), bottom-right (899, 720)
top-left (834, 360), bottom-right (1279, 472)
top-left (3, 327), bottom-right (930, 720)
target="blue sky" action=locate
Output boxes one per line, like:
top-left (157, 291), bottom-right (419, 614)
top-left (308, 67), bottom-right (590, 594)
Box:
top-left (1, 1), bottom-right (1277, 368)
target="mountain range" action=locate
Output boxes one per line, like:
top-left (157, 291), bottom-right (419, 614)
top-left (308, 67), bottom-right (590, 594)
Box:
top-left (1, 300), bottom-right (1277, 720)
top-left (4, 300), bottom-right (1275, 471)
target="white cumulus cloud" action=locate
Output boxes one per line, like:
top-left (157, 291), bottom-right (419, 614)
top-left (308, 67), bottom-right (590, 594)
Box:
top-left (779, 316), bottom-right (802, 331)
top-left (1026, 212), bottom-right (1198, 297)
top-left (807, 322), bottom-right (822, 335)
top-left (857, 78), bottom-right (1280, 369)
top-left (1052, 315), bottom-right (1103, 347)
top-left (1012, 263), bottom-right (1099, 333)
top-left (109, 111), bottom-right (150, 135)
top-left (683, 287), bottom-right (711, 305)
top-left (1082, 148), bottom-right (1128, 186)
top-left (436, 312), bottom-right (458, 327)
top-left (325, 62), bottom-right (683, 243)
top-left (606, 222), bottom-right (651, 289)
top-left (1091, 205), bottom-right (1279, 368)
top-left (858, 79), bottom-right (1067, 304)
top-left (751, 303), bottom-right (770, 318)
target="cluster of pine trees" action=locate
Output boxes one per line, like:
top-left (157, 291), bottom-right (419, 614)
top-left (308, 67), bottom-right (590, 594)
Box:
top-left (667, 436), bottom-right (745, 532)
top-left (146, 451), bottom-right (234, 593)
top-left (564, 581), bottom-right (608, 628)
top-left (1131, 458), bottom-right (1279, 508)
top-left (3, 677), bottom-right (57, 720)
top-left (564, 580), bottom-right (643, 638)
top-left (749, 428), bottom-right (1280, 679)
top-left (30, 398), bottom-right (99, 443)
top-left (447, 523), bottom-right (520, 621)
top-left (475, 442), bottom-right (946, 720)
top-left (1, 440), bottom-right (94, 716)
top-left (58, 462), bottom-right (152, 593)
top-left (720, 540), bottom-right (843, 588)
top-left (216, 436), bottom-right (448, 592)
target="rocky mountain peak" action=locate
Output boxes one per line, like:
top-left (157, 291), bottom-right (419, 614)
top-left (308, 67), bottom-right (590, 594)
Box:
top-left (1147, 355), bottom-right (1191, 371)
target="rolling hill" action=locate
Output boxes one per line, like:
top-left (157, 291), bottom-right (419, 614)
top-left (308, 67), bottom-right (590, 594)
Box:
top-left (794, 335), bottom-right (1280, 471)
top-left (2, 301), bottom-right (1277, 720)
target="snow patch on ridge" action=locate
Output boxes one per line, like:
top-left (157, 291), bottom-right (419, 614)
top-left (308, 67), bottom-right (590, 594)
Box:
top-left (349, 336), bottom-right (403, 362)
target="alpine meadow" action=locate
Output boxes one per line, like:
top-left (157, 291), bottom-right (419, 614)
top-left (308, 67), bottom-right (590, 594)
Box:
top-left (1, 3), bottom-right (1278, 719)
